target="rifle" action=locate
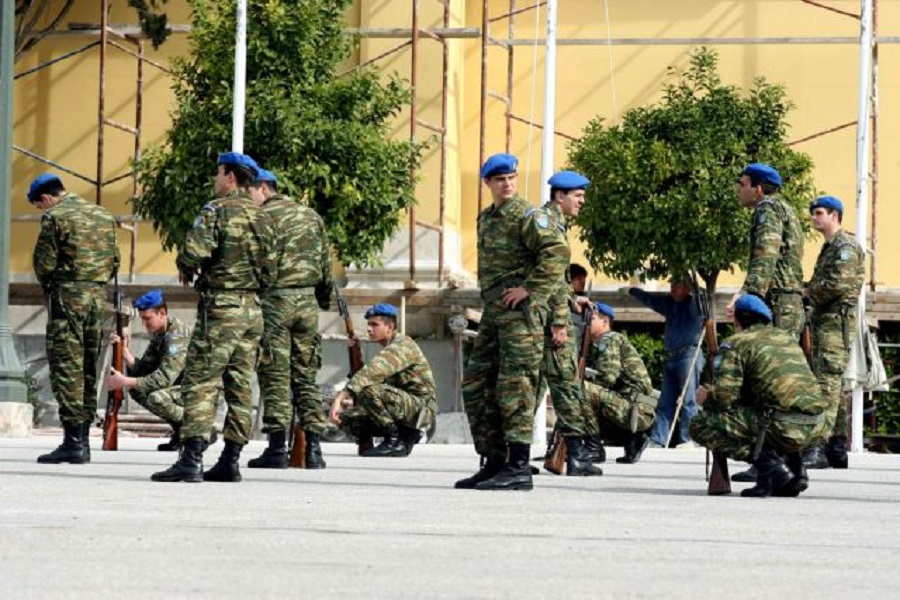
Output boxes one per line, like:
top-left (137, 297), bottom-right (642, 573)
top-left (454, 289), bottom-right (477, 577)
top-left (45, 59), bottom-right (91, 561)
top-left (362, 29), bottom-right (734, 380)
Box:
top-left (695, 276), bottom-right (730, 495)
top-left (801, 299), bottom-right (812, 368)
top-left (102, 280), bottom-right (125, 451)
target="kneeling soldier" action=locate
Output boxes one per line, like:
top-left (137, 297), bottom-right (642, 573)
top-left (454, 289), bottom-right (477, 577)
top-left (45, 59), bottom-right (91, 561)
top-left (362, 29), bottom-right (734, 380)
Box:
top-left (582, 303), bottom-right (658, 464)
top-left (329, 304), bottom-right (437, 457)
top-left (106, 289), bottom-right (216, 451)
top-left (690, 295), bottom-right (828, 497)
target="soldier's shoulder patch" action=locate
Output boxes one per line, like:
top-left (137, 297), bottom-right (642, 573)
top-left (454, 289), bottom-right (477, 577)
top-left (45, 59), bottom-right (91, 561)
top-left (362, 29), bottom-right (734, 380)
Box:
top-left (192, 215), bottom-right (204, 229)
top-left (756, 211), bottom-right (767, 225)
top-left (596, 336), bottom-right (609, 352)
top-left (839, 248), bottom-right (851, 262)
top-left (167, 342), bottom-right (180, 357)
top-left (534, 213), bottom-right (549, 229)
top-left (713, 341), bottom-right (733, 370)
top-left (718, 341), bottom-right (734, 352)
top-left (40, 212), bottom-right (54, 223)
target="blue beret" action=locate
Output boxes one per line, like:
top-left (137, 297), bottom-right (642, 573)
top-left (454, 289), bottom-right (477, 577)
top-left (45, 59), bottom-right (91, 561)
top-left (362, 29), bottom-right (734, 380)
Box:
top-left (133, 289), bottom-right (165, 311)
top-left (809, 195), bottom-right (843, 215)
top-left (548, 170), bottom-right (590, 190)
top-left (364, 303), bottom-right (398, 319)
top-left (255, 169), bottom-right (277, 184)
top-left (734, 295), bottom-right (772, 323)
top-left (218, 152), bottom-right (260, 178)
top-left (594, 302), bottom-right (615, 320)
top-left (480, 153), bottom-right (518, 179)
top-left (741, 163), bottom-right (782, 188)
top-left (27, 173), bottom-right (62, 202)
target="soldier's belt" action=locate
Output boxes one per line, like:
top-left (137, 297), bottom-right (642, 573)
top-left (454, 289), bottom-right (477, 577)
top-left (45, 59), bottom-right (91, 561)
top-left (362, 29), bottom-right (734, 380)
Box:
top-left (768, 288), bottom-right (802, 295)
top-left (773, 411), bottom-right (825, 425)
top-left (264, 286), bottom-right (315, 298)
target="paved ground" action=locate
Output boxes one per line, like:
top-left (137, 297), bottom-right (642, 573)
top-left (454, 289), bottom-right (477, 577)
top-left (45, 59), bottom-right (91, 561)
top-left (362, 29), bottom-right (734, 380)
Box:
top-left (1, 435), bottom-right (899, 599)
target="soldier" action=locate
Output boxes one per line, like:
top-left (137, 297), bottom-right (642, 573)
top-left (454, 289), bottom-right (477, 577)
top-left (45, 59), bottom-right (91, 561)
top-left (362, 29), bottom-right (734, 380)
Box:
top-left (30, 173), bottom-right (119, 465)
top-left (690, 295), bottom-right (828, 497)
top-left (802, 196), bottom-right (865, 469)
top-left (245, 168), bottom-right (333, 470)
top-left (541, 171), bottom-right (601, 476)
top-left (727, 163), bottom-right (805, 337)
top-left (328, 304), bottom-right (437, 457)
top-left (152, 152), bottom-right (275, 483)
top-left (582, 303), bottom-right (658, 464)
top-left (456, 154), bottom-right (567, 492)
top-left (105, 289), bottom-right (217, 451)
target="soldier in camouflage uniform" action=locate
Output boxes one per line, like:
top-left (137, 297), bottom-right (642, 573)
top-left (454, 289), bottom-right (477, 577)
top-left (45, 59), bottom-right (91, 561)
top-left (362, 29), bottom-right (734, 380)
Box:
top-left (540, 171), bottom-right (601, 477)
top-left (456, 154), bottom-right (568, 492)
top-left (245, 169), bottom-right (333, 470)
top-left (152, 152), bottom-right (276, 483)
top-left (29, 173), bottom-right (119, 465)
top-left (329, 304), bottom-right (437, 457)
top-left (106, 289), bottom-right (217, 451)
top-left (802, 196), bottom-right (865, 470)
top-left (728, 163), bottom-right (805, 337)
top-left (690, 295), bottom-right (828, 497)
top-left (582, 303), bottom-right (658, 464)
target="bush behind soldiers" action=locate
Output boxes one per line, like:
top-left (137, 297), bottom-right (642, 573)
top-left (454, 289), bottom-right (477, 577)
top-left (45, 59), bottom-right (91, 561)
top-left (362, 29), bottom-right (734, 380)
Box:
top-left (29, 174), bottom-right (119, 465)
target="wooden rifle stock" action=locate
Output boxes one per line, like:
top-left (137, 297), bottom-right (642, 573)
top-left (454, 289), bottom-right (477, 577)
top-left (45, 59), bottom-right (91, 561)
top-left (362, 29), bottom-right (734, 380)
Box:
top-left (102, 285), bottom-right (125, 451)
top-left (698, 288), bottom-right (731, 495)
top-left (287, 418), bottom-right (306, 468)
top-left (337, 286), bottom-right (371, 454)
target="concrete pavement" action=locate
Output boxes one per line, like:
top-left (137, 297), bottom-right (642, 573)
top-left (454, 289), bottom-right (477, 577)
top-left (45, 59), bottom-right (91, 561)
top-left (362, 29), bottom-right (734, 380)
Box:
top-left (1, 436), bottom-right (898, 599)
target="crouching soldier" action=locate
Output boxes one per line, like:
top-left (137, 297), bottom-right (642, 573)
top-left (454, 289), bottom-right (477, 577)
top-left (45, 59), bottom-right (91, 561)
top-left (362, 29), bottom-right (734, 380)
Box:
top-left (329, 303), bottom-right (438, 457)
top-left (106, 289), bottom-right (217, 451)
top-left (582, 303), bottom-right (658, 464)
top-left (690, 295), bottom-right (828, 498)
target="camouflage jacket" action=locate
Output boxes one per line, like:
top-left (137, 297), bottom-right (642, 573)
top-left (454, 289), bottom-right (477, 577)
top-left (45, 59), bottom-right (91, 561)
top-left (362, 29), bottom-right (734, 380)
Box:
top-left (807, 228), bottom-right (865, 315)
top-left (741, 195), bottom-right (804, 297)
top-left (476, 196), bottom-right (569, 306)
top-left (542, 203), bottom-right (576, 330)
top-left (130, 316), bottom-right (190, 395)
top-left (261, 194), bottom-right (333, 308)
top-left (177, 190), bottom-right (277, 292)
top-left (346, 334), bottom-right (437, 405)
top-left (706, 324), bottom-right (824, 415)
top-left (33, 193), bottom-right (119, 290)
top-left (588, 331), bottom-right (653, 396)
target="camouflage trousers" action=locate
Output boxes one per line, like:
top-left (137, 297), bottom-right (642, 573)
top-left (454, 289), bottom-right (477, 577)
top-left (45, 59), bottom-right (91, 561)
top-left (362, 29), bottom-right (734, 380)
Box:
top-left (46, 282), bottom-right (106, 425)
top-left (257, 292), bottom-right (325, 434)
top-left (462, 301), bottom-right (545, 458)
top-left (130, 386), bottom-right (184, 424)
top-left (339, 383), bottom-right (433, 437)
top-left (768, 291), bottom-right (805, 338)
top-left (543, 338), bottom-right (593, 437)
top-left (811, 310), bottom-right (856, 439)
top-left (690, 406), bottom-right (827, 462)
top-left (181, 291), bottom-right (263, 445)
top-left (583, 381), bottom-right (656, 436)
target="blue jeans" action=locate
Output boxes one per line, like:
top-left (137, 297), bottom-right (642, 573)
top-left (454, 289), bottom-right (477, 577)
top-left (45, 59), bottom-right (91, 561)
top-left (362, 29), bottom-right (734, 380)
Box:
top-left (649, 349), bottom-right (705, 446)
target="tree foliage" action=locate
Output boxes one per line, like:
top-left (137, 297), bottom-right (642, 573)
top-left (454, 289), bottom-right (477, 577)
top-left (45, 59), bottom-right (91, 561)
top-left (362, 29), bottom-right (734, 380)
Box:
top-left (134, 0), bottom-right (424, 266)
top-left (569, 48), bottom-right (815, 294)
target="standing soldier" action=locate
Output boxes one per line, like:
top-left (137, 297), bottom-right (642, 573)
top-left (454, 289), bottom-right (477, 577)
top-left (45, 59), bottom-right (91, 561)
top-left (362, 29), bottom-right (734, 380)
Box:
top-left (246, 169), bottom-right (332, 470)
top-left (541, 171), bottom-right (601, 476)
top-left (727, 163), bottom-right (805, 337)
top-left (152, 152), bottom-right (275, 483)
top-left (802, 196), bottom-right (865, 469)
top-left (582, 304), bottom-right (658, 464)
top-left (328, 304), bottom-right (437, 457)
top-left (456, 154), bottom-right (568, 491)
top-left (691, 295), bottom-right (827, 497)
top-left (30, 173), bottom-right (119, 465)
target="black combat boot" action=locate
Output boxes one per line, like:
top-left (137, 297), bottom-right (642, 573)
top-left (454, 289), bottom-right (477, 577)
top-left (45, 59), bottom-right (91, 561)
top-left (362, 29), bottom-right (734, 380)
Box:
top-left (399, 425), bottom-right (422, 456)
top-left (305, 431), bottom-right (327, 469)
top-left (203, 439), bottom-right (243, 482)
top-left (81, 420), bottom-right (92, 463)
top-left (475, 443), bottom-right (534, 491)
top-left (565, 436), bottom-right (603, 476)
top-left (157, 423), bottom-right (182, 452)
top-left (247, 429), bottom-right (288, 469)
top-left (774, 451), bottom-right (808, 497)
top-left (731, 465), bottom-right (758, 482)
top-left (616, 432), bottom-right (649, 464)
top-left (361, 423), bottom-right (409, 457)
top-left (741, 448), bottom-right (794, 498)
top-left (151, 437), bottom-right (205, 482)
top-left (825, 436), bottom-right (848, 469)
top-left (802, 443), bottom-right (830, 469)
top-left (37, 422), bottom-right (85, 464)
top-left (455, 454), bottom-right (505, 489)
top-left (583, 435), bottom-right (607, 464)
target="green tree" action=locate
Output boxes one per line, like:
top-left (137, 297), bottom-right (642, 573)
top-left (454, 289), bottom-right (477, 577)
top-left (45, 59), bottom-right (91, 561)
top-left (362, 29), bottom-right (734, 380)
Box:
top-left (134, 0), bottom-right (424, 266)
top-left (569, 48), bottom-right (815, 302)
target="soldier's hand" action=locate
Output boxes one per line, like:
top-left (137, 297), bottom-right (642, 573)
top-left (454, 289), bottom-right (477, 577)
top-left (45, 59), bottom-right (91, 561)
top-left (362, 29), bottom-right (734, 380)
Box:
top-left (347, 336), bottom-right (359, 348)
top-left (501, 286), bottom-right (529, 309)
top-left (725, 293), bottom-right (740, 320)
top-left (106, 368), bottom-right (128, 392)
top-left (551, 325), bottom-right (567, 347)
top-left (696, 385), bottom-right (710, 407)
top-left (571, 295), bottom-right (591, 314)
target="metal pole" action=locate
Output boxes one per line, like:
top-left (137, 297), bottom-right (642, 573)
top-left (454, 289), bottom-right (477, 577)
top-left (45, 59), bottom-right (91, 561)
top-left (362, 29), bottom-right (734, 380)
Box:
top-left (851, 0), bottom-right (873, 454)
top-left (477, 0), bottom-right (489, 212)
top-left (869, 0), bottom-right (879, 292)
top-left (437, 0), bottom-right (450, 287)
top-left (408, 0), bottom-right (420, 287)
top-left (97, 0), bottom-right (109, 205)
top-left (0, 0), bottom-right (28, 404)
top-left (505, 0), bottom-right (515, 152)
top-left (232, 0), bottom-right (247, 152)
